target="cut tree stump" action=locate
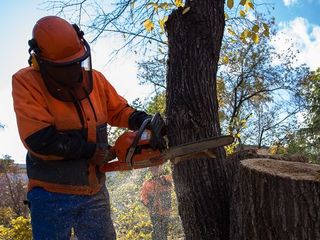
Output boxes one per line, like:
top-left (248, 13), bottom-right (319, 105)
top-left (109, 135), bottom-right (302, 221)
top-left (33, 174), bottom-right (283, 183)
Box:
top-left (234, 159), bottom-right (320, 240)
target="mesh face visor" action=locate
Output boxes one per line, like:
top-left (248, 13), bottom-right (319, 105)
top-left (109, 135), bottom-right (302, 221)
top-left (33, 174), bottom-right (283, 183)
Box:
top-left (37, 39), bottom-right (93, 102)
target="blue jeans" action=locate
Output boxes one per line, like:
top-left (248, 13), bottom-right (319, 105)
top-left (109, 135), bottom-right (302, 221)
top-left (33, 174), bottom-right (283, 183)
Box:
top-left (27, 186), bottom-right (116, 240)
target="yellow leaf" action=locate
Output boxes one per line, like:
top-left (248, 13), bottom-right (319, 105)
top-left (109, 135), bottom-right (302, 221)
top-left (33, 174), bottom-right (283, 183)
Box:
top-left (263, 29), bottom-right (270, 37)
top-left (263, 23), bottom-right (270, 37)
top-left (175, 0), bottom-right (183, 7)
top-left (241, 29), bottom-right (251, 38)
top-left (222, 56), bottom-right (229, 64)
top-left (143, 19), bottom-right (154, 32)
top-left (240, 0), bottom-right (246, 6)
top-left (240, 29), bottom-right (251, 43)
top-left (239, 10), bottom-right (246, 17)
top-left (235, 133), bottom-right (241, 138)
top-left (159, 16), bottom-right (168, 31)
top-left (227, 0), bottom-right (234, 9)
top-left (182, 6), bottom-right (190, 14)
top-left (224, 12), bottom-right (229, 19)
top-left (160, 3), bottom-right (170, 9)
top-left (152, 3), bottom-right (159, 12)
top-left (251, 32), bottom-right (259, 43)
top-left (246, 1), bottom-right (254, 9)
top-left (227, 27), bottom-right (236, 36)
top-left (252, 24), bottom-right (259, 33)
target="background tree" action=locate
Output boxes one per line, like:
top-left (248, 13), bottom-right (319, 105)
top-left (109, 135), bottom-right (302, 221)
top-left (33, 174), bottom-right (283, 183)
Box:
top-left (284, 68), bottom-right (320, 163)
top-left (215, 9), bottom-right (308, 146)
top-left (0, 155), bottom-right (30, 239)
top-left (0, 155), bottom-right (28, 217)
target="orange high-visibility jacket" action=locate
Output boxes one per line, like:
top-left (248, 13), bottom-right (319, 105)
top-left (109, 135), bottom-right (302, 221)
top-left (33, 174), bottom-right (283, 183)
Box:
top-left (140, 175), bottom-right (172, 216)
top-left (12, 67), bottom-right (135, 195)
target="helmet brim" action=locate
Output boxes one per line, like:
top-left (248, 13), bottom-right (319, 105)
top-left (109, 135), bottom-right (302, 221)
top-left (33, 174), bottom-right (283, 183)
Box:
top-left (40, 44), bottom-right (89, 66)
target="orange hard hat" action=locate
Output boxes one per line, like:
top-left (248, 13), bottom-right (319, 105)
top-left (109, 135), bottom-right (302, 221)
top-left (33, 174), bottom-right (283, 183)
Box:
top-left (32, 16), bottom-right (88, 64)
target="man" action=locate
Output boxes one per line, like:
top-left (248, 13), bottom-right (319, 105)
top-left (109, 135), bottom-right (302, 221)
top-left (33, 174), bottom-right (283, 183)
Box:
top-left (140, 166), bottom-right (173, 240)
top-left (12, 16), bottom-right (164, 240)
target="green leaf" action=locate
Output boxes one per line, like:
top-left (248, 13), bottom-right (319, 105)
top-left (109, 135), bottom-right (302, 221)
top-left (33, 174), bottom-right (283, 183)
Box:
top-left (227, 0), bottom-right (234, 9)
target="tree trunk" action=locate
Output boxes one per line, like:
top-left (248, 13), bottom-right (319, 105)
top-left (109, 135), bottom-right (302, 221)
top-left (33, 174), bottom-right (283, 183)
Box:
top-left (233, 159), bottom-right (320, 240)
top-left (165, 1), bottom-right (228, 239)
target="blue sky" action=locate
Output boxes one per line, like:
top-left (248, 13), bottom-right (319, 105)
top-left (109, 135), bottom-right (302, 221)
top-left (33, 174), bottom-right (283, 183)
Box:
top-left (0, 0), bottom-right (320, 163)
top-left (269, 0), bottom-right (319, 24)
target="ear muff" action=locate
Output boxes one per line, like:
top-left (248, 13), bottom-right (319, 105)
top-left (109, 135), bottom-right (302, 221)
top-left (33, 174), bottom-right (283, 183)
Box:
top-left (28, 39), bottom-right (41, 70)
top-left (30, 53), bottom-right (40, 71)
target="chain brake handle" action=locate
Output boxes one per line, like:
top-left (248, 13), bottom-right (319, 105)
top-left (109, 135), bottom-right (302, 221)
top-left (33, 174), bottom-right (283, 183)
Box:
top-left (125, 117), bottom-right (151, 166)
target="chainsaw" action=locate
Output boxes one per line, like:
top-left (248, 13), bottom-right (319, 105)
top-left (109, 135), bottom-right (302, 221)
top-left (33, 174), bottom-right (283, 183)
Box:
top-left (99, 114), bottom-right (234, 172)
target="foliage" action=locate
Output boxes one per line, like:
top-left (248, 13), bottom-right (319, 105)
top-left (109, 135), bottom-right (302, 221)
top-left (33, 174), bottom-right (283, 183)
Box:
top-left (0, 216), bottom-right (32, 240)
top-left (111, 180), bottom-right (152, 239)
top-left (276, 68), bottom-right (320, 163)
top-left (137, 55), bottom-right (167, 93)
top-left (0, 156), bottom-right (28, 217)
top-left (224, 0), bottom-right (269, 48)
top-left (107, 163), bottom-right (183, 239)
top-left (145, 92), bottom-right (166, 115)
top-left (299, 68), bottom-right (320, 139)
top-left (0, 207), bottom-right (16, 227)
top-left (286, 129), bottom-right (320, 164)
top-left (218, 17), bottom-right (309, 147)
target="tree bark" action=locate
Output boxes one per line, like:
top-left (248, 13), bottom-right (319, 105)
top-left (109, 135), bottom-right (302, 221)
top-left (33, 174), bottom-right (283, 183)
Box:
top-left (165, 1), bottom-right (228, 239)
top-left (232, 159), bottom-right (320, 240)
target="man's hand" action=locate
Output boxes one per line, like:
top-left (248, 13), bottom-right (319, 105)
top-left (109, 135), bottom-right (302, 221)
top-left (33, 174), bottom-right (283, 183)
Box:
top-left (148, 113), bottom-right (167, 151)
top-left (92, 146), bottom-right (116, 166)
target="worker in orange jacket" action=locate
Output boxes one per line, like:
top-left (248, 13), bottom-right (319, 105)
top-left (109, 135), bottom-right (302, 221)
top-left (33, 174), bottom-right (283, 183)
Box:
top-left (141, 166), bottom-right (173, 240)
top-left (12, 16), bottom-right (164, 240)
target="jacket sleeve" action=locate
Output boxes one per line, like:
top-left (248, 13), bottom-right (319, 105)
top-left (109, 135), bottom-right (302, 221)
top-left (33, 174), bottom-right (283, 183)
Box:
top-left (98, 71), bottom-right (136, 128)
top-left (25, 126), bottom-right (96, 159)
top-left (12, 71), bottom-right (95, 159)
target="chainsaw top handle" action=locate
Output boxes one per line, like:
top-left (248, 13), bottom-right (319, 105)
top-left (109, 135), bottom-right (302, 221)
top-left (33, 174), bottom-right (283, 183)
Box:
top-left (125, 117), bottom-right (152, 165)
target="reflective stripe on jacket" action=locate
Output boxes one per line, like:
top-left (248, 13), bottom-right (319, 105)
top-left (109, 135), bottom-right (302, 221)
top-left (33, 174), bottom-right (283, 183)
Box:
top-left (12, 67), bottom-right (135, 195)
top-left (140, 175), bottom-right (172, 216)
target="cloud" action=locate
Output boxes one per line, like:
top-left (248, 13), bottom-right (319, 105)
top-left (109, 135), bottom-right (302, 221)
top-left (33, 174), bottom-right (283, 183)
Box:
top-left (283, 0), bottom-right (298, 6)
top-left (272, 17), bottom-right (320, 70)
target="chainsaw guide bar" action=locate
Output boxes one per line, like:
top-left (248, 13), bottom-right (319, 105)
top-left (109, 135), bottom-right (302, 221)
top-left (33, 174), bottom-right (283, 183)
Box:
top-left (151, 135), bottom-right (234, 164)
